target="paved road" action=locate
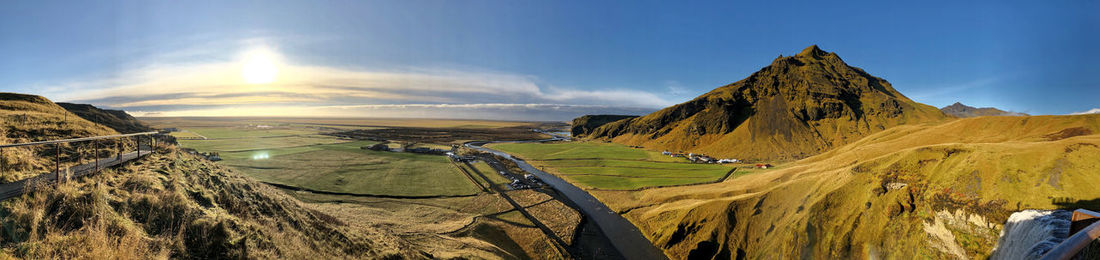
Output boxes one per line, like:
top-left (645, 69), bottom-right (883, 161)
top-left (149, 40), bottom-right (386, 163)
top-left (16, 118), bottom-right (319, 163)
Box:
top-left (0, 149), bottom-right (152, 200)
top-left (468, 141), bottom-right (669, 260)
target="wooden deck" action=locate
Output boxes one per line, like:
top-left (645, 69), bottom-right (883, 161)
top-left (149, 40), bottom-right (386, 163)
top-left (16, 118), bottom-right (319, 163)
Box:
top-left (0, 149), bottom-right (152, 201)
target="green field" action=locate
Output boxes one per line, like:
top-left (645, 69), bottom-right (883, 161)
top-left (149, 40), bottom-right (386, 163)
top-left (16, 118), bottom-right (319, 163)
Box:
top-left (179, 135), bottom-right (345, 152)
top-left (166, 124), bottom-right (482, 197)
top-left (488, 142), bottom-right (734, 190)
top-left (466, 161), bottom-right (514, 190)
top-left (224, 141), bottom-right (481, 197)
top-left (185, 127), bottom-right (317, 139)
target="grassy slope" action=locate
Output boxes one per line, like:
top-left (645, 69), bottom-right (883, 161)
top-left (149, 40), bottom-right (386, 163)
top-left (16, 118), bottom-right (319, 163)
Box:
top-left (55, 102), bottom-right (154, 134)
top-left (595, 115), bottom-right (1100, 259)
top-left (0, 149), bottom-right (508, 259)
top-left (0, 93), bottom-right (123, 182)
top-left (0, 93), bottom-right (510, 258)
top-left (489, 141), bottom-right (733, 190)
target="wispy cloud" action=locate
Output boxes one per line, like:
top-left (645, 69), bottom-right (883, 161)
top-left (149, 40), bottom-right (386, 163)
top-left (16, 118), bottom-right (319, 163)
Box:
top-left (1071, 108), bottom-right (1100, 115)
top-left (906, 77), bottom-right (999, 101)
top-left (34, 45), bottom-right (673, 120)
top-left (127, 103), bottom-right (657, 121)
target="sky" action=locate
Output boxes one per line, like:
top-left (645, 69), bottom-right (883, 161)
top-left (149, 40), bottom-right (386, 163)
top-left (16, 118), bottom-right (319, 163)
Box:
top-left (1, 0), bottom-right (1097, 121)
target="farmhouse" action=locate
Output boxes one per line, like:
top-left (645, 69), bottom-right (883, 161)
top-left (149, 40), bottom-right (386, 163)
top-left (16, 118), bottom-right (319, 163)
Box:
top-left (717, 158), bottom-right (740, 164)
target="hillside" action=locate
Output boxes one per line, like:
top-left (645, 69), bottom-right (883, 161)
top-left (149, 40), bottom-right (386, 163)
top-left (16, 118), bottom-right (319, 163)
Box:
top-left (571, 115), bottom-right (638, 137)
top-left (0, 93), bottom-right (123, 181)
top-left (585, 45), bottom-right (947, 161)
top-left (941, 102), bottom-right (1028, 118)
top-left (57, 102), bottom-right (154, 133)
top-left (595, 114), bottom-right (1100, 259)
top-left (0, 93), bottom-right (508, 258)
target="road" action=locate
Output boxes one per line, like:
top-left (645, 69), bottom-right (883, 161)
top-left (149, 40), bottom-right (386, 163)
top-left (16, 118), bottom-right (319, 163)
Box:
top-left (467, 140), bottom-right (669, 260)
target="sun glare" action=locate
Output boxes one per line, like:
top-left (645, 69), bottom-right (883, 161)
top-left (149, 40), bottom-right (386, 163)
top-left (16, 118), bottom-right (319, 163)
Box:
top-left (241, 48), bottom-right (279, 84)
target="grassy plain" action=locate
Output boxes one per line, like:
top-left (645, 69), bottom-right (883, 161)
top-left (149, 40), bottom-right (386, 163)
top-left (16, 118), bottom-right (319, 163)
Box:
top-left (225, 141), bottom-right (482, 197)
top-left (488, 141), bottom-right (734, 190)
top-left (150, 117), bottom-right (488, 197)
top-left (142, 117), bottom-right (538, 129)
top-left (178, 135), bottom-right (345, 152)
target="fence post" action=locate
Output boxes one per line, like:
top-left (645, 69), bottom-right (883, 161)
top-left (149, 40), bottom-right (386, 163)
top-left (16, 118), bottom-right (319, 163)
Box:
top-left (1, 147), bottom-right (4, 181)
top-left (55, 143), bottom-right (60, 183)
top-left (95, 140), bottom-right (99, 172)
top-left (117, 140), bottom-right (121, 161)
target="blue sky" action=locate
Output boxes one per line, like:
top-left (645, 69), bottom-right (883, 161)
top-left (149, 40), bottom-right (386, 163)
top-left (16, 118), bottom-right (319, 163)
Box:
top-left (1, 0), bottom-right (1097, 120)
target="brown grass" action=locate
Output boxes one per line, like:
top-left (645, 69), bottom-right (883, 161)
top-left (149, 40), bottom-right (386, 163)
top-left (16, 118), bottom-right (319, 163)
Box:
top-left (580, 114), bottom-right (1100, 259)
top-left (0, 93), bottom-right (131, 182)
top-left (0, 148), bottom-right (438, 259)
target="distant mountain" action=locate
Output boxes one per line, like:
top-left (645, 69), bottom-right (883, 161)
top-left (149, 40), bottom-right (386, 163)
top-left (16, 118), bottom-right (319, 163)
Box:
top-left (571, 115), bottom-right (638, 137)
top-left (57, 102), bottom-right (153, 133)
top-left (940, 102), bottom-right (1028, 118)
top-left (583, 45), bottom-right (947, 161)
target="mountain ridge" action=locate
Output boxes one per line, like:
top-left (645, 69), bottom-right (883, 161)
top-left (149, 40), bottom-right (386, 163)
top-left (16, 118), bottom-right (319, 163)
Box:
top-left (583, 45), bottom-right (948, 161)
top-left (57, 102), bottom-right (154, 134)
top-left (940, 102), bottom-right (1028, 118)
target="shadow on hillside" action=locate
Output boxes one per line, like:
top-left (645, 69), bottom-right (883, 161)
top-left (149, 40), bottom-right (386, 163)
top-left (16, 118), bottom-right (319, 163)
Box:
top-left (1053, 197), bottom-right (1100, 212)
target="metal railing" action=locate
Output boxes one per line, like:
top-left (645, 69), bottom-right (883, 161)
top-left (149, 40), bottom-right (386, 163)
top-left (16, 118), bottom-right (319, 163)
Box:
top-left (1041, 209), bottom-right (1100, 260)
top-left (0, 131), bottom-right (161, 185)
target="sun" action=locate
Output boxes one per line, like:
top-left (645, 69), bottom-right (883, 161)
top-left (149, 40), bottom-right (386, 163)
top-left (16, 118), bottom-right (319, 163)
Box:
top-left (241, 48), bottom-right (279, 84)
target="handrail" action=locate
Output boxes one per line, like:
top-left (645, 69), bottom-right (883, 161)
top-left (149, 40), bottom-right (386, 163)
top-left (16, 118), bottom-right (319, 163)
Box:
top-left (0, 131), bottom-right (159, 148)
top-left (1040, 209), bottom-right (1100, 260)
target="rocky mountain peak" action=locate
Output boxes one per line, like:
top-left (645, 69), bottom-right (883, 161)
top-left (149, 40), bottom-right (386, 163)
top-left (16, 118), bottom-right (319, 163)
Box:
top-left (580, 46), bottom-right (947, 161)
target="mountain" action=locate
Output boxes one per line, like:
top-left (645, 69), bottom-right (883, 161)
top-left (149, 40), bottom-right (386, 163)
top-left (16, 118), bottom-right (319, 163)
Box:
top-left (940, 102), bottom-right (1028, 118)
top-left (57, 102), bottom-right (154, 133)
top-left (584, 45), bottom-right (947, 161)
top-left (571, 115), bottom-right (638, 137)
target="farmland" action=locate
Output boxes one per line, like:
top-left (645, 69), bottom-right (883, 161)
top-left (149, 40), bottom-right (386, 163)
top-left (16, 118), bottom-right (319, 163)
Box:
top-left (487, 141), bottom-right (736, 190)
top-left (141, 117), bottom-right (596, 258)
top-left (143, 118), bottom-right (491, 197)
top-left (225, 141), bottom-right (482, 197)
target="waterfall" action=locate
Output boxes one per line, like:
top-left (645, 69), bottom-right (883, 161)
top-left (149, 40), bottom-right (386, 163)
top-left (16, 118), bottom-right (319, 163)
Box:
top-left (990, 210), bottom-right (1072, 260)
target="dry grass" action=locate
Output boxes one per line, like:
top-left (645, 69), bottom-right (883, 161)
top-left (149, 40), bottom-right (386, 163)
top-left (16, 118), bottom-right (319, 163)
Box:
top-left (0, 148), bottom-right (441, 258)
top-left (584, 114), bottom-right (1100, 259)
top-left (282, 187), bottom-right (582, 259)
top-left (0, 93), bottom-right (132, 182)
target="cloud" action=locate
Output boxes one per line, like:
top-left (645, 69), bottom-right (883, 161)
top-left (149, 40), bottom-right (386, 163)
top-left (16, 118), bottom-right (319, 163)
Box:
top-left (127, 103), bottom-right (656, 121)
top-left (34, 46), bottom-right (675, 121)
top-left (1071, 108), bottom-right (1100, 115)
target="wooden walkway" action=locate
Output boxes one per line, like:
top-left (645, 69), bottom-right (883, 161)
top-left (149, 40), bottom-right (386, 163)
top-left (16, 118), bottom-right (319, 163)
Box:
top-left (0, 148), bottom-right (152, 201)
